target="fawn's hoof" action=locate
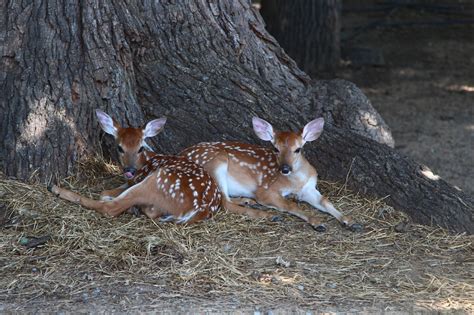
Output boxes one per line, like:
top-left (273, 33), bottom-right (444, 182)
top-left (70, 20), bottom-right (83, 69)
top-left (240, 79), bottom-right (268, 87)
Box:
top-left (46, 180), bottom-right (54, 193)
top-left (128, 206), bottom-right (142, 217)
top-left (270, 215), bottom-right (283, 222)
top-left (243, 199), bottom-right (257, 206)
top-left (349, 223), bottom-right (364, 232)
top-left (47, 181), bottom-right (59, 197)
top-left (100, 195), bottom-right (114, 201)
top-left (312, 223), bottom-right (327, 232)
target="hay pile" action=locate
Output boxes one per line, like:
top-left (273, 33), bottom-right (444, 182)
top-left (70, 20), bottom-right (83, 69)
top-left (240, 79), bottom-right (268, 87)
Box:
top-left (0, 159), bottom-right (473, 312)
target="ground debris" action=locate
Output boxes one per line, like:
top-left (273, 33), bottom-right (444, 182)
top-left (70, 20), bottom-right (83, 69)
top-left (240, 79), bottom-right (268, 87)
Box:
top-left (275, 256), bottom-right (291, 268)
top-left (19, 235), bottom-right (51, 249)
top-left (0, 167), bottom-right (473, 313)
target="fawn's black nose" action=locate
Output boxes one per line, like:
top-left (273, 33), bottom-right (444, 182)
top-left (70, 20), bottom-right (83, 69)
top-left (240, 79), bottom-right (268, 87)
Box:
top-left (123, 167), bottom-right (137, 179)
top-left (280, 164), bottom-right (292, 175)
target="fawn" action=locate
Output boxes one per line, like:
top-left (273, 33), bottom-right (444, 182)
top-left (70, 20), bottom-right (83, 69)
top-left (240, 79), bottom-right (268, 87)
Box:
top-left (49, 111), bottom-right (222, 224)
top-left (180, 117), bottom-right (363, 232)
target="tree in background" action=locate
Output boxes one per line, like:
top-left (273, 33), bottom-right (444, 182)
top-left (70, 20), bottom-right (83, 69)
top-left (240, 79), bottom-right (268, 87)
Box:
top-left (260, 0), bottom-right (341, 76)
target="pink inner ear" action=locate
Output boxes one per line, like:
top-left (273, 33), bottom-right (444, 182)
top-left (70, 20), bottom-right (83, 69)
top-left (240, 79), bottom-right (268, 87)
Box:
top-left (144, 117), bottom-right (166, 138)
top-left (303, 118), bottom-right (324, 142)
top-left (96, 110), bottom-right (117, 136)
top-left (252, 117), bottom-right (274, 141)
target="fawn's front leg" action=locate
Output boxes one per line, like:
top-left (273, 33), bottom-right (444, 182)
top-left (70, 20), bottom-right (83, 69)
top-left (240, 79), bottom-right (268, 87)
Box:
top-left (255, 189), bottom-right (327, 232)
top-left (298, 185), bottom-right (363, 232)
top-left (100, 183), bottom-right (142, 216)
top-left (100, 183), bottom-right (129, 201)
top-left (223, 199), bottom-right (280, 221)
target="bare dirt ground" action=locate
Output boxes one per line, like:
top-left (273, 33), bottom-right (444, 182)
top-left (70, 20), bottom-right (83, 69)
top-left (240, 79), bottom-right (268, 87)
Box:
top-left (339, 6), bottom-right (474, 197)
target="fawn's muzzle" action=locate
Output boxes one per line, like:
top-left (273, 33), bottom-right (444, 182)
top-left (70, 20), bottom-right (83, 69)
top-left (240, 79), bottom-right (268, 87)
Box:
top-left (280, 164), bottom-right (292, 175)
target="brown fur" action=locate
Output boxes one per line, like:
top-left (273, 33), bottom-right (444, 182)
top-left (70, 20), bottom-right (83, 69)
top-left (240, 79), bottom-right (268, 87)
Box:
top-left (181, 130), bottom-right (360, 231)
top-left (52, 154), bottom-right (222, 224)
top-left (51, 114), bottom-right (223, 225)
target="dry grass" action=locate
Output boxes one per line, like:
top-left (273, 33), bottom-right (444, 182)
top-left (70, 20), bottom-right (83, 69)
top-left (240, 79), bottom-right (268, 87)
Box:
top-left (0, 158), bottom-right (473, 313)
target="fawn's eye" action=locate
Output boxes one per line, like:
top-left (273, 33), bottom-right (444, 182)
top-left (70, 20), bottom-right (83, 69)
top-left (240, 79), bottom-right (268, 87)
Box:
top-left (294, 148), bottom-right (301, 154)
top-left (138, 146), bottom-right (145, 153)
top-left (117, 145), bottom-right (124, 153)
top-left (273, 147), bottom-right (280, 153)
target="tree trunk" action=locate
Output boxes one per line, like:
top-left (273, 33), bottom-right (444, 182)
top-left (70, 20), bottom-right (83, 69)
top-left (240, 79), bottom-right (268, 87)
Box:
top-left (0, 1), bottom-right (471, 233)
top-left (260, 0), bottom-right (341, 76)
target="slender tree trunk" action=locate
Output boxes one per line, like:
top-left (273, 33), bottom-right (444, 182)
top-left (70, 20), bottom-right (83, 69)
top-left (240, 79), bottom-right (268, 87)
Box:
top-left (260, 0), bottom-right (341, 76)
top-left (0, 1), bottom-right (471, 233)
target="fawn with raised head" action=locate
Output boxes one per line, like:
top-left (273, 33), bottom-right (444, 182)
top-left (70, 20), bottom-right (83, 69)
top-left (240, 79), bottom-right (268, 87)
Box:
top-left (94, 109), bottom-right (164, 201)
top-left (95, 109), bottom-right (164, 180)
top-left (180, 117), bottom-right (363, 232)
top-left (49, 111), bottom-right (222, 224)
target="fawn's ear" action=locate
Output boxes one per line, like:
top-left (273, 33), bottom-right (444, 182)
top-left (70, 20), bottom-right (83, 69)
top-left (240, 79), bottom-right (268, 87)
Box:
top-left (302, 118), bottom-right (324, 143)
top-left (96, 109), bottom-right (118, 137)
top-left (143, 117), bottom-right (167, 138)
top-left (252, 117), bottom-right (274, 142)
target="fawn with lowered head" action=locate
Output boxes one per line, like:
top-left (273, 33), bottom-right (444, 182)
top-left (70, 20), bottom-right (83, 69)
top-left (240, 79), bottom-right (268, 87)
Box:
top-left (49, 110), bottom-right (222, 224)
top-left (180, 117), bottom-right (363, 232)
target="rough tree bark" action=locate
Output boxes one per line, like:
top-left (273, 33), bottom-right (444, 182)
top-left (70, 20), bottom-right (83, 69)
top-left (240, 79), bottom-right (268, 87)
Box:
top-left (0, 1), bottom-right (472, 233)
top-left (260, 0), bottom-right (341, 75)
